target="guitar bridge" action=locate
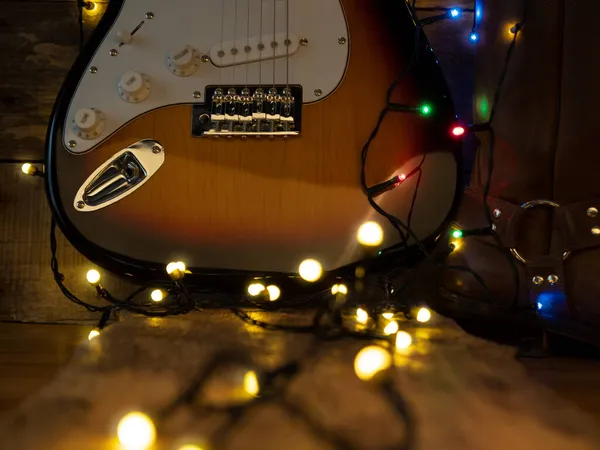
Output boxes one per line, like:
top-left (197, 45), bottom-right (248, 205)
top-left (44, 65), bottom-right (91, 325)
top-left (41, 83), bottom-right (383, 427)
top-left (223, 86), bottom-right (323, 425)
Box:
top-left (74, 139), bottom-right (165, 212)
top-left (191, 85), bottom-right (303, 139)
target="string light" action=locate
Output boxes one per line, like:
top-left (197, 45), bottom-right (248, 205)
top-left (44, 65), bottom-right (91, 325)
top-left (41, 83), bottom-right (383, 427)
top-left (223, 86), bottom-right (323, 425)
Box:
top-left (247, 283), bottom-right (266, 296)
top-left (449, 8), bottom-right (461, 18)
top-left (416, 307), bottom-right (432, 323)
top-left (354, 346), bottom-right (392, 381)
top-left (451, 229), bottom-right (463, 239)
top-left (469, 31), bottom-right (480, 42)
top-left (21, 163), bottom-right (40, 176)
top-left (382, 312), bottom-right (394, 319)
top-left (331, 284), bottom-right (348, 295)
top-left (357, 221), bottom-right (384, 246)
top-left (451, 125), bottom-right (465, 137)
top-left (395, 331), bottom-right (412, 350)
top-left (450, 239), bottom-right (463, 252)
top-left (88, 329), bottom-right (100, 340)
top-left (150, 289), bottom-right (164, 302)
top-left (243, 371), bottom-right (260, 396)
top-left (179, 446), bottom-right (204, 450)
top-left (356, 307), bottom-right (369, 324)
top-left (298, 259), bottom-right (323, 282)
top-left (419, 103), bottom-right (432, 116)
top-left (117, 412), bottom-right (156, 450)
top-left (383, 321), bottom-right (399, 335)
top-left (86, 269), bottom-right (101, 285)
top-left (266, 285), bottom-right (280, 301)
top-left (166, 261), bottom-right (186, 281)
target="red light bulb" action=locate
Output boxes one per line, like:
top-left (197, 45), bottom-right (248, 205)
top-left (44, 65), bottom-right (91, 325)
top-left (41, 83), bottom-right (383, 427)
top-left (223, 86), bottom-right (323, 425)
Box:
top-left (451, 126), bottom-right (465, 137)
top-left (399, 173), bottom-right (407, 181)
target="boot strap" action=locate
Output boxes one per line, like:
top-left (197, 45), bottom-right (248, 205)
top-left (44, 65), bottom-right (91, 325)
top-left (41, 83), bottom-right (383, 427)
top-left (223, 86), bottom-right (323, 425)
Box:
top-left (454, 189), bottom-right (600, 316)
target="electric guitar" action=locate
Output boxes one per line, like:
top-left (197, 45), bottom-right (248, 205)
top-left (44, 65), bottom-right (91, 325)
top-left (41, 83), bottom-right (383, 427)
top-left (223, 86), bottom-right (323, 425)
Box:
top-left (46, 0), bottom-right (460, 288)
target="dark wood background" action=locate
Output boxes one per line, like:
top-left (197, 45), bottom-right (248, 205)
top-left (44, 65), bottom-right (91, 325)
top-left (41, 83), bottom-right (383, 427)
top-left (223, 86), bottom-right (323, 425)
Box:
top-left (0, 0), bottom-right (474, 322)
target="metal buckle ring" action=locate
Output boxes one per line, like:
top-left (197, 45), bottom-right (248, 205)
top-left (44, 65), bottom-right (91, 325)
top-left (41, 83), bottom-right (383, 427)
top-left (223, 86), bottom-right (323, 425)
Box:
top-left (509, 199), bottom-right (571, 264)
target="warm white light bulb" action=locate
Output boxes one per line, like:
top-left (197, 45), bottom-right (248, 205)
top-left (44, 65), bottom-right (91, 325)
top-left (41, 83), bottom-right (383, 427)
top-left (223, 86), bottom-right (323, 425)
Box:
top-left (88, 329), bottom-right (100, 340)
top-left (354, 346), bottom-right (392, 381)
top-left (416, 307), bottom-right (432, 323)
top-left (117, 412), bottom-right (156, 450)
top-left (243, 371), bottom-right (260, 396)
top-left (247, 283), bottom-right (265, 296)
top-left (382, 312), bottom-right (394, 319)
top-left (179, 446), bottom-right (204, 450)
top-left (298, 259), bottom-right (323, 282)
top-left (395, 331), bottom-right (412, 350)
top-left (21, 163), bottom-right (35, 175)
top-left (337, 284), bottom-right (348, 294)
top-left (166, 261), bottom-right (186, 280)
top-left (356, 307), bottom-right (369, 324)
top-left (357, 221), bottom-right (384, 246)
top-left (266, 285), bottom-right (280, 301)
top-left (383, 321), bottom-right (399, 335)
top-left (86, 269), bottom-right (101, 284)
top-left (150, 289), bottom-right (164, 302)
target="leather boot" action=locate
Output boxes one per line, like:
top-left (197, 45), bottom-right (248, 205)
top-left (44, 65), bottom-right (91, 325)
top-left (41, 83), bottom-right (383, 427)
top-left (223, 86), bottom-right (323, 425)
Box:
top-left (437, 0), bottom-right (600, 345)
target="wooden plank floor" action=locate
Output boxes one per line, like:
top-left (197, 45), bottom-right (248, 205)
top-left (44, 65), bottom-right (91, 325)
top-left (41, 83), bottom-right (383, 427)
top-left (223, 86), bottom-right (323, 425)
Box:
top-left (1, 316), bottom-right (600, 449)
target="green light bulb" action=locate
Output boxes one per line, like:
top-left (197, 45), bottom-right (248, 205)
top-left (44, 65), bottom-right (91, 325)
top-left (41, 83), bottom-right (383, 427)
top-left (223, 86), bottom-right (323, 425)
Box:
top-left (452, 229), bottom-right (463, 239)
top-left (420, 104), bottom-right (432, 116)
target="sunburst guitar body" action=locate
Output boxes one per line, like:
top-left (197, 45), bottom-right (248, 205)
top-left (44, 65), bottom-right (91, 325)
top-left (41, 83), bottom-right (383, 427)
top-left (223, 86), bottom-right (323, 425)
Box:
top-left (46, 0), bottom-right (460, 290)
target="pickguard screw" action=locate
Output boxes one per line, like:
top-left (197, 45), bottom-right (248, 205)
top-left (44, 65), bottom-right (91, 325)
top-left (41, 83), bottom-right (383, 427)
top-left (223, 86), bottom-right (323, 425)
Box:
top-left (244, 46), bottom-right (252, 53)
top-left (152, 145), bottom-right (161, 154)
top-left (68, 140), bottom-right (77, 148)
top-left (109, 49), bottom-right (118, 56)
top-left (227, 136), bottom-right (233, 140)
top-left (241, 135), bottom-right (247, 140)
top-left (201, 55), bottom-right (210, 63)
top-left (338, 37), bottom-right (347, 44)
top-left (547, 274), bottom-right (559, 285)
top-left (587, 207), bottom-right (598, 218)
top-left (89, 66), bottom-right (98, 73)
top-left (532, 276), bottom-right (544, 286)
top-left (231, 48), bottom-right (239, 55)
top-left (199, 114), bottom-right (209, 123)
top-left (314, 89), bottom-right (322, 97)
top-left (284, 39), bottom-right (292, 46)
top-left (258, 43), bottom-right (265, 51)
top-left (217, 50), bottom-right (225, 57)
top-left (300, 38), bottom-right (308, 46)
top-left (76, 201), bottom-right (85, 209)
top-left (271, 41), bottom-right (278, 48)
top-left (193, 91), bottom-right (201, 99)
top-left (146, 12), bottom-right (154, 19)
top-left (492, 208), bottom-right (502, 218)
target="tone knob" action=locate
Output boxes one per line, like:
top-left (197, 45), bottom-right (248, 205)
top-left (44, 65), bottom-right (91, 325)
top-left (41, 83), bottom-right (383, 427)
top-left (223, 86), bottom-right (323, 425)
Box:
top-left (71, 107), bottom-right (105, 140)
top-left (117, 71), bottom-right (151, 103)
top-left (167, 46), bottom-right (200, 77)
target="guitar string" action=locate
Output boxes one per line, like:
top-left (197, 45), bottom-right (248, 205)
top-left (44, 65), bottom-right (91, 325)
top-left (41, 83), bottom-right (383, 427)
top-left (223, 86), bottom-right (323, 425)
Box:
top-left (220, 0), bottom-right (226, 84)
top-left (286, 0), bottom-right (290, 88)
top-left (259, 0), bottom-right (264, 87)
top-left (245, 0), bottom-right (250, 87)
top-left (272, 0), bottom-right (276, 88)
top-left (233, 0), bottom-right (238, 85)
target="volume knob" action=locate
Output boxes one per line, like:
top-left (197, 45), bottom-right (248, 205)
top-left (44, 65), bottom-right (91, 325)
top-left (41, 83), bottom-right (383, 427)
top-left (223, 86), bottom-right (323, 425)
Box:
top-left (167, 46), bottom-right (200, 77)
top-left (118, 71), bottom-right (151, 103)
top-left (72, 107), bottom-right (105, 140)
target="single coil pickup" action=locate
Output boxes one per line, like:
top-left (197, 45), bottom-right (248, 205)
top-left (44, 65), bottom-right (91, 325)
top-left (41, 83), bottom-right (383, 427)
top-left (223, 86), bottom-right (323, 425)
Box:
top-left (209, 32), bottom-right (300, 68)
top-left (191, 85), bottom-right (303, 138)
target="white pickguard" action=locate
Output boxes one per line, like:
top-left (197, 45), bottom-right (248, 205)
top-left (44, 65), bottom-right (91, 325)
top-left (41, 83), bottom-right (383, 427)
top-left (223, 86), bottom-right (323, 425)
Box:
top-left (64, 0), bottom-right (350, 154)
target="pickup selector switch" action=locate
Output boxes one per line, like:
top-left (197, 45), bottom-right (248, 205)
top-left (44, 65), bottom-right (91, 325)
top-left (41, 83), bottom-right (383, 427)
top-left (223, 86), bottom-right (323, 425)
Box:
top-left (72, 107), bottom-right (106, 140)
top-left (117, 71), bottom-right (151, 103)
top-left (167, 46), bottom-right (200, 77)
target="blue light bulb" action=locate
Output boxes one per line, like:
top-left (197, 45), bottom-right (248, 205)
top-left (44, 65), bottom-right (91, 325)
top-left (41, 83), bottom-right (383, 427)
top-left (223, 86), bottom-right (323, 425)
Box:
top-left (537, 302), bottom-right (542, 310)
top-left (469, 32), bottom-right (479, 42)
top-left (476, 7), bottom-right (482, 19)
top-left (450, 8), bottom-right (461, 18)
